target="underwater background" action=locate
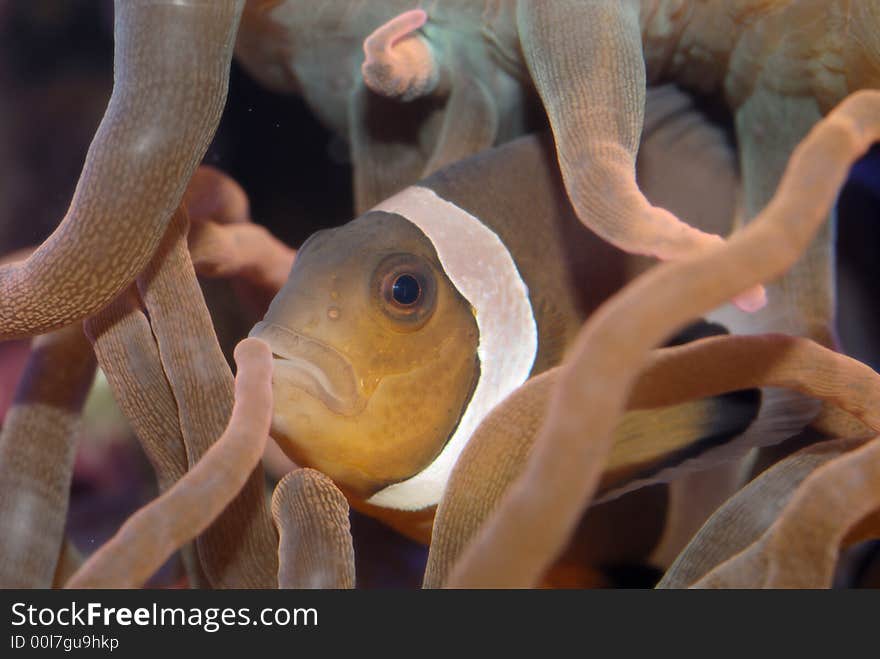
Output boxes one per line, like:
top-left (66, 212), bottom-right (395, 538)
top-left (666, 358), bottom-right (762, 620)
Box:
top-left (1, 0), bottom-right (878, 587)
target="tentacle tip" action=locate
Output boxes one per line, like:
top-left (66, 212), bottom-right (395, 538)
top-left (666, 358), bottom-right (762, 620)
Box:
top-left (234, 336), bottom-right (272, 365)
top-left (361, 9), bottom-right (437, 101)
top-left (362, 9), bottom-right (428, 58)
top-left (401, 8), bottom-right (428, 29)
top-left (732, 284), bottom-right (768, 313)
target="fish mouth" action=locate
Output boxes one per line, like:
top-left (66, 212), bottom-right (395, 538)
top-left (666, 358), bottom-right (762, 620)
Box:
top-left (249, 321), bottom-right (364, 417)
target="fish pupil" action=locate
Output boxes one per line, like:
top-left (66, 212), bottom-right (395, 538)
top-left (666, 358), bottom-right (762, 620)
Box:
top-left (392, 274), bottom-right (421, 305)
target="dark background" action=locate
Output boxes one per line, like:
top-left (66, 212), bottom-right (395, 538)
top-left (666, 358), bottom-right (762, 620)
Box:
top-left (0, 0), bottom-right (353, 253)
top-left (0, 1), bottom-right (878, 588)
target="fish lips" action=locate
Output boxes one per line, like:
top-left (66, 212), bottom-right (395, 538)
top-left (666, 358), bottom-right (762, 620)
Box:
top-left (249, 321), bottom-right (364, 417)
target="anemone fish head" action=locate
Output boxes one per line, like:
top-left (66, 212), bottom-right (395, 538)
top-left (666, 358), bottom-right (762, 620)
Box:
top-left (250, 211), bottom-right (479, 500)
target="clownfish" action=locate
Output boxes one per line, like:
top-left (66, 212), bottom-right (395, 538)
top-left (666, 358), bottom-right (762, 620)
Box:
top-left (249, 91), bottom-right (816, 534)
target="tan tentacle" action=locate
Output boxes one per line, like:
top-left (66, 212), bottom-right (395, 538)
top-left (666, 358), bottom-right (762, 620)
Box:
top-left (272, 469), bottom-right (356, 589)
top-left (66, 338), bottom-right (273, 589)
top-left (0, 0), bottom-right (244, 339)
top-left (657, 437), bottom-right (869, 588)
top-left (0, 324), bottom-right (96, 587)
top-left (735, 91), bottom-right (833, 344)
top-left (601, 333), bottom-right (880, 502)
top-left (517, 0), bottom-right (763, 310)
top-left (349, 83), bottom-right (441, 213)
top-left (185, 165), bottom-right (250, 225)
top-left (52, 539), bottom-right (85, 589)
top-left (183, 165), bottom-right (295, 319)
top-left (444, 90), bottom-right (880, 588)
top-left (691, 435), bottom-right (880, 588)
top-left (421, 72), bottom-right (498, 177)
top-left (84, 288), bottom-right (207, 587)
top-left (424, 370), bottom-right (552, 588)
top-left (137, 207), bottom-right (278, 588)
top-left (84, 290), bottom-right (188, 493)
top-left (361, 9), bottom-right (441, 102)
top-left (189, 220), bottom-right (295, 292)
top-left (426, 373), bottom-right (694, 587)
top-left (648, 463), bottom-right (746, 570)
top-left (631, 334), bottom-right (880, 429)
top-left (427, 332), bottom-right (880, 587)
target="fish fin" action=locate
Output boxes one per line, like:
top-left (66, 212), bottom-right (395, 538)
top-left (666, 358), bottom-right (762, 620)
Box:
top-left (598, 388), bottom-right (761, 496)
top-left (429, 365), bottom-right (819, 584)
top-left (597, 388), bottom-right (821, 503)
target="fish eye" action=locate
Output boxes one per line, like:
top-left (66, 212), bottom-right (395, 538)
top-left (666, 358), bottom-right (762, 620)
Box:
top-left (391, 274), bottom-right (421, 306)
top-left (373, 254), bottom-right (437, 330)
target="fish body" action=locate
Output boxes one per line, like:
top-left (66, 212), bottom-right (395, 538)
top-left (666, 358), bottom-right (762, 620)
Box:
top-left (250, 89), bottom-right (809, 529)
top-left (251, 134), bottom-right (628, 510)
